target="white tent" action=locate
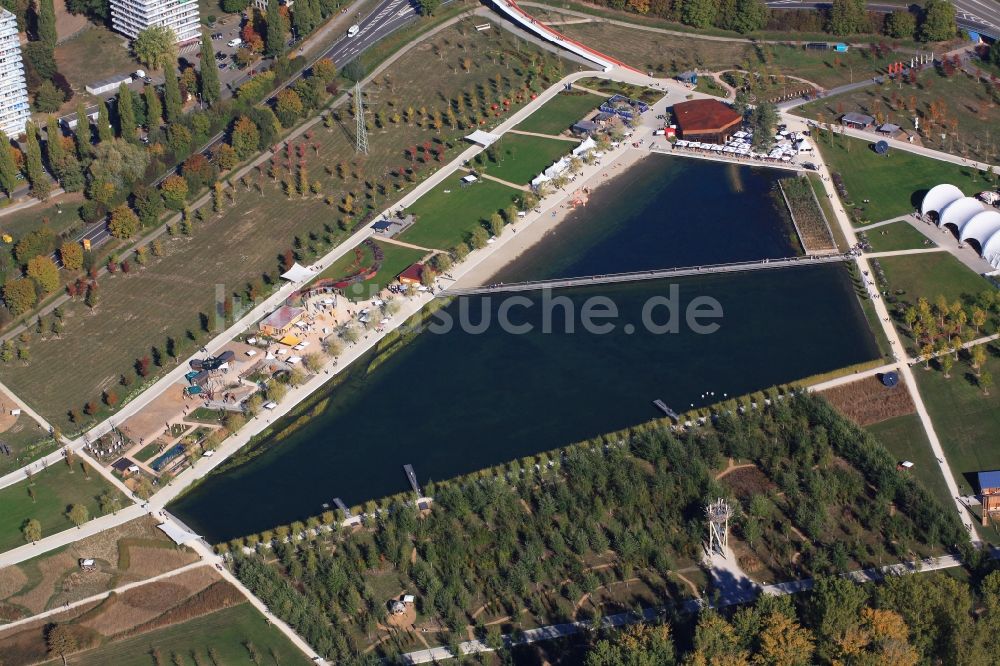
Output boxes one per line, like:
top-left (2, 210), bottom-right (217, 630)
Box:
top-left (465, 130), bottom-right (501, 147)
top-left (572, 136), bottom-right (596, 157)
top-left (280, 263), bottom-right (314, 282)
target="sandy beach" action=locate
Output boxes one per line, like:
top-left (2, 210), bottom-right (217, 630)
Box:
top-left (455, 146), bottom-right (652, 287)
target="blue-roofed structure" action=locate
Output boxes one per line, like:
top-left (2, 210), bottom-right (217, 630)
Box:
top-left (977, 470), bottom-right (1000, 492)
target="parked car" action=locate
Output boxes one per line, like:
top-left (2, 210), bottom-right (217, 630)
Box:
top-left (212, 32), bottom-right (223, 40)
top-left (802, 162), bottom-right (818, 171)
top-left (218, 62), bottom-right (227, 70)
top-left (227, 37), bottom-right (242, 48)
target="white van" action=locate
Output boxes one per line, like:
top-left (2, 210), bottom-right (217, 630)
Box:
top-left (227, 37), bottom-right (242, 48)
top-left (347, 24), bottom-right (360, 38)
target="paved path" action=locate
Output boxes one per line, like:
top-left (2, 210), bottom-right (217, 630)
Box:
top-left (895, 215), bottom-right (997, 274)
top-left (781, 113), bottom-right (982, 543)
top-left (808, 362), bottom-right (900, 392)
top-left (855, 216), bottom-right (911, 231)
top-left (506, 128), bottom-right (580, 142)
top-left (866, 247), bottom-right (946, 258)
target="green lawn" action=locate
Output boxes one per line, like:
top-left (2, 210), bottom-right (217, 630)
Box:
top-left (318, 240), bottom-right (426, 301)
top-left (914, 344), bottom-right (1000, 497)
top-left (68, 602), bottom-right (311, 666)
top-left (54, 26), bottom-right (140, 105)
top-left (515, 91), bottom-right (603, 135)
top-left (877, 252), bottom-right (990, 307)
top-left (476, 133), bottom-right (575, 185)
top-left (401, 178), bottom-right (520, 249)
top-left (867, 414), bottom-right (954, 510)
top-left (132, 441), bottom-right (163, 463)
top-left (815, 134), bottom-right (984, 223)
top-left (0, 460), bottom-right (124, 553)
top-left (767, 43), bottom-right (900, 90)
top-left (695, 76), bottom-right (729, 98)
top-left (0, 415), bottom-right (59, 476)
top-left (863, 220), bottom-right (936, 252)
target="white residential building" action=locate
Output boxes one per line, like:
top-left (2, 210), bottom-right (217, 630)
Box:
top-left (0, 9), bottom-right (30, 137)
top-left (110, 0), bottom-right (201, 45)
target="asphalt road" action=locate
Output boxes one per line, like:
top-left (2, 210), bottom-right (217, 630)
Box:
top-left (765, 0), bottom-right (1000, 38)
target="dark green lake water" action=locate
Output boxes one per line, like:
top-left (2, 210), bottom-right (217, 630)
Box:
top-left (171, 157), bottom-right (878, 542)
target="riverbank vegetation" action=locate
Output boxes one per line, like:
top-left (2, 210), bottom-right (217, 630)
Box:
top-left (225, 393), bottom-right (964, 662)
top-left (777, 174), bottom-right (836, 253)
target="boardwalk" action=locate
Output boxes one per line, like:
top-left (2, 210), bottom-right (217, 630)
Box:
top-left (442, 255), bottom-right (848, 296)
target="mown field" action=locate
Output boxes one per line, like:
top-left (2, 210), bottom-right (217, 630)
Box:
top-left (877, 252), bottom-right (992, 311)
top-left (0, 460), bottom-right (124, 553)
top-left (815, 134), bottom-right (984, 223)
top-left (514, 90), bottom-right (604, 135)
top-left (401, 178), bottom-right (521, 249)
top-left (2, 21), bottom-right (570, 427)
top-left (476, 132), bottom-right (575, 185)
top-left (861, 220), bottom-right (935, 252)
top-left (867, 414), bottom-right (955, 512)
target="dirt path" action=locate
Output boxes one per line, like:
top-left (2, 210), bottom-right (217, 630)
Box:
top-left (715, 458), bottom-right (757, 480)
top-left (505, 129), bottom-right (579, 142)
top-left (378, 237), bottom-right (436, 252)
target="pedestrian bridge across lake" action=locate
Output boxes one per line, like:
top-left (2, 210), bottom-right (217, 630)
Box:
top-left (440, 254), bottom-right (850, 296)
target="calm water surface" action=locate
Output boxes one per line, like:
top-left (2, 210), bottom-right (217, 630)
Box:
top-left (171, 157), bottom-right (877, 542)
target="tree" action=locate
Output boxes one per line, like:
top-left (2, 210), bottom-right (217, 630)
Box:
top-left (160, 174), bottom-right (189, 209)
top-left (274, 88), bottom-right (303, 127)
top-left (117, 82), bottom-right (136, 140)
top-left (751, 102), bottom-right (778, 150)
top-left (99, 489), bottom-right (121, 515)
top-left (920, 0), bottom-right (957, 42)
top-left (293, 0), bottom-right (316, 37)
top-left (828, 0), bottom-right (866, 35)
top-left (133, 26), bottom-right (178, 70)
top-left (27, 255), bottom-right (59, 294)
top-left (145, 84), bottom-right (163, 128)
top-left (681, 0), bottom-right (716, 29)
top-left (46, 623), bottom-right (77, 666)
top-left (45, 116), bottom-right (65, 172)
top-left (200, 32), bottom-right (221, 106)
top-left (24, 122), bottom-right (50, 200)
top-left (109, 203), bottom-right (140, 239)
top-left (96, 101), bottom-right (113, 144)
top-left (755, 610), bottom-right (814, 666)
top-left (22, 517), bottom-right (41, 543)
top-left (34, 80), bottom-right (64, 113)
top-left (940, 353), bottom-right (954, 378)
top-left (230, 115), bottom-right (260, 159)
top-left (729, 0), bottom-right (767, 34)
top-left (67, 503), bottom-right (89, 527)
top-left (489, 212), bottom-right (504, 237)
top-left (417, 0), bottom-right (439, 15)
top-left (88, 138), bottom-right (150, 197)
top-left (0, 129), bottom-right (19, 196)
top-left (3, 278), bottom-right (37, 315)
top-left (981, 371), bottom-right (994, 396)
top-left (885, 10), bottom-right (917, 39)
top-left (37, 0), bottom-right (57, 49)
top-left (265, 0), bottom-right (287, 58)
top-left (74, 103), bottom-right (91, 159)
top-left (60, 241), bottom-right (84, 271)
top-left (164, 68), bottom-right (182, 124)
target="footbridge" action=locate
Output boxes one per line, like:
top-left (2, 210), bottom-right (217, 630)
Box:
top-left (440, 254), bottom-right (849, 296)
top-left (489, 0), bottom-right (639, 72)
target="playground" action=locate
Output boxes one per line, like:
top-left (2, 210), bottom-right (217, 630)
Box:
top-left (314, 240), bottom-right (427, 301)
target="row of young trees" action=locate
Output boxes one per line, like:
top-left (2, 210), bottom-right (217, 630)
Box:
top-left (225, 393), bottom-right (964, 662)
top-left (583, 0), bottom-right (957, 40)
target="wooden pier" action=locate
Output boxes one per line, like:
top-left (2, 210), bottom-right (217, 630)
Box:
top-left (653, 399), bottom-right (679, 421)
top-left (403, 464), bottom-right (421, 496)
top-left (333, 497), bottom-right (351, 517)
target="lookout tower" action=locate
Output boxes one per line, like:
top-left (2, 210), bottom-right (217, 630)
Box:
top-left (705, 498), bottom-right (733, 557)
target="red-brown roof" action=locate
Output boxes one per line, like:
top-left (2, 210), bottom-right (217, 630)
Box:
top-left (673, 99), bottom-right (742, 134)
top-left (398, 263), bottom-right (424, 282)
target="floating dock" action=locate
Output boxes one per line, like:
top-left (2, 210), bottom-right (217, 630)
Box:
top-left (403, 464), bottom-right (421, 496)
top-left (653, 399), bottom-right (680, 421)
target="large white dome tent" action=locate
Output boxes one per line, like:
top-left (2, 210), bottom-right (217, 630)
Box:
top-left (920, 185), bottom-right (1000, 269)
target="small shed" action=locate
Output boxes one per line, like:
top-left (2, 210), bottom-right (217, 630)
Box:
top-left (876, 123), bottom-right (901, 136)
top-left (840, 112), bottom-right (874, 129)
top-left (571, 120), bottom-right (600, 135)
top-left (676, 70), bottom-right (698, 85)
top-left (461, 174), bottom-right (478, 184)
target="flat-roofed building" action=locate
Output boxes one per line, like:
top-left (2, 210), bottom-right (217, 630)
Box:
top-left (110, 0), bottom-right (200, 44)
top-left (0, 9), bottom-right (30, 137)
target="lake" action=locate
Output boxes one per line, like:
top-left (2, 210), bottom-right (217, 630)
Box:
top-left (170, 157), bottom-right (878, 542)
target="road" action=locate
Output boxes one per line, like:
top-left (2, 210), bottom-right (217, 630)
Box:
top-left (765, 0), bottom-right (1000, 38)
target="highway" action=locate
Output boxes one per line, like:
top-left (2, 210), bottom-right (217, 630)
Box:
top-left (765, 0), bottom-right (1000, 38)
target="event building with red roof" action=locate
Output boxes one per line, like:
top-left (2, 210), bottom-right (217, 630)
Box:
top-left (672, 99), bottom-right (743, 144)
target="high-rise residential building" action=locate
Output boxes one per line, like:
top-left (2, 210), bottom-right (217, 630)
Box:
top-left (110, 0), bottom-right (201, 45)
top-left (0, 9), bottom-right (31, 137)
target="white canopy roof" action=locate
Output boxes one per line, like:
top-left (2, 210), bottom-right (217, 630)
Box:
top-left (572, 136), bottom-right (596, 157)
top-left (280, 263), bottom-right (314, 282)
top-left (465, 130), bottom-right (501, 146)
top-left (921, 183), bottom-right (964, 216)
top-left (157, 521), bottom-right (200, 546)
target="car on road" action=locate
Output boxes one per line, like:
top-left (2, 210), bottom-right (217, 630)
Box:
top-left (347, 24), bottom-right (360, 37)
